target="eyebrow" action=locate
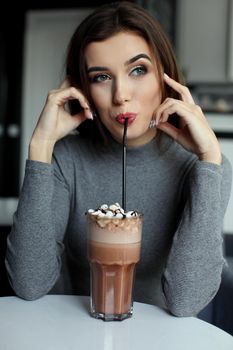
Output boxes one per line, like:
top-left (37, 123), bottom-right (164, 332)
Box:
top-left (87, 53), bottom-right (152, 73)
top-left (126, 53), bottom-right (152, 65)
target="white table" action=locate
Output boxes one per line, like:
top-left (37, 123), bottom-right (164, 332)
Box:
top-left (0, 295), bottom-right (232, 350)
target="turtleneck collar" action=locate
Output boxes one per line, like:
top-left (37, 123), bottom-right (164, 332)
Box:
top-left (99, 129), bottom-right (173, 166)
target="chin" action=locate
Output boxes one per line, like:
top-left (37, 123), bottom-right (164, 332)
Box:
top-left (127, 125), bottom-right (148, 138)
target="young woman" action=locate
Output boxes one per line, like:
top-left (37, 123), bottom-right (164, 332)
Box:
top-left (6, 1), bottom-right (232, 316)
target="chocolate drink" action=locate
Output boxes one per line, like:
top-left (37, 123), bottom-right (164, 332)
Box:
top-left (87, 203), bottom-right (143, 321)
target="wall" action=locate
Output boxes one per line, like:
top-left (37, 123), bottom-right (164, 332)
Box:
top-left (1, 7), bottom-right (232, 234)
top-left (0, 9), bottom-right (92, 226)
top-left (20, 9), bottom-right (93, 181)
top-left (176, 0), bottom-right (232, 82)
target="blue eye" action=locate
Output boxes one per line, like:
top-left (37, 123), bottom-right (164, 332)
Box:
top-left (131, 65), bottom-right (147, 76)
top-left (91, 74), bottom-right (111, 83)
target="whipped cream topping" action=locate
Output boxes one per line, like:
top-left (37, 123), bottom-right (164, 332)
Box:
top-left (87, 203), bottom-right (142, 242)
top-left (87, 203), bottom-right (139, 219)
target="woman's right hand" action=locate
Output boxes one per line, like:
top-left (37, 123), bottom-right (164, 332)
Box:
top-left (29, 80), bottom-right (93, 163)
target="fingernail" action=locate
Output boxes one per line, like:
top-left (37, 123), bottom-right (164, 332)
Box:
top-left (86, 111), bottom-right (93, 120)
top-left (164, 73), bottom-right (169, 79)
top-left (149, 120), bottom-right (154, 128)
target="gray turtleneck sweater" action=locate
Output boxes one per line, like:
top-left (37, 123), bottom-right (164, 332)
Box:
top-left (5, 132), bottom-right (232, 316)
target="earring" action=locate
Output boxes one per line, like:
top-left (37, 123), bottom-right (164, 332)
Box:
top-left (149, 120), bottom-right (156, 128)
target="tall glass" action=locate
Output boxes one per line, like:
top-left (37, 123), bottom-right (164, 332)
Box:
top-left (87, 213), bottom-right (143, 321)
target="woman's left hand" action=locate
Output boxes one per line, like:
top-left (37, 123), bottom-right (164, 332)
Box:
top-left (155, 74), bottom-right (222, 165)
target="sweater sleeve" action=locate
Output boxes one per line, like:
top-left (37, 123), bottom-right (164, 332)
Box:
top-left (5, 158), bottom-right (70, 300)
top-left (162, 154), bottom-right (232, 317)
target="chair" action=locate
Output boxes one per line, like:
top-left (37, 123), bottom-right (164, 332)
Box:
top-left (198, 234), bottom-right (233, 336)
top-left (0, 227), bottom-right (15, 296)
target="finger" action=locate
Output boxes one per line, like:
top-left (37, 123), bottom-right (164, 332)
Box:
top-left (155, 104), bottom-right (173, 125)
top-left (59, 78), bottom-right (70, 89)
top-left (155, 99), bottom-right (189, 125)
top-left (164, 73), bottom-right (195, 104)
top-left (66, 87), bottom-right (92, 113)
top-left (83, 108), bottom-right (93, 120)
top-left (154, 98), bottom-right (171, 125)
top-left (69, 112), bottom-right (87, 127)
top-left (48, 87), bottom-right (90, 111)
top-left (156, 121), bottom-right (179, 140)
top-left (160, 108), bottom-right (176, 124)
top-left (57, 82), bottom-right (92, 118)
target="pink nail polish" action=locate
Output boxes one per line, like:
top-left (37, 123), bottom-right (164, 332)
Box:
top-left (86, 111), bottom-right (93, 120)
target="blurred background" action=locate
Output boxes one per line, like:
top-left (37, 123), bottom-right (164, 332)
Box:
top-left (0, 0), bottom-right (233, 333)
top-left (1, 0), bottom-right (232, 233)
top-left (0, 1), bottom-right (232, 233)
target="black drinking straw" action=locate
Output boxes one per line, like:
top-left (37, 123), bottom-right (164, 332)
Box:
top-left (122, 118), bottom-right (128, 211)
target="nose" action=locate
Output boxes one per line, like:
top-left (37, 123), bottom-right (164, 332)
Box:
top-left (112, 77), bottom-right (131, 105)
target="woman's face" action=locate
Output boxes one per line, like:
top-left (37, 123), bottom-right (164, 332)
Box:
top-left (85, 31), bottom-right (162, 147)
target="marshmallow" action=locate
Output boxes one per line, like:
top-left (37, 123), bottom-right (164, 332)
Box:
top-left (100, 204), bottom-right (108, 210)
top-left (87, 203), bottom-right (139, 219)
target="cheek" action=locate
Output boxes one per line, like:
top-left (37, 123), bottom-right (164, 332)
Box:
top-left (148, 79), bottom-right (161, 101)
top-left (89, 86), bottom-right (111, 110)
top-left (137, 81), bottom-right (161, 109)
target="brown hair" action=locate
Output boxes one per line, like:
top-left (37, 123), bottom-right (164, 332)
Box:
top-left (66, 1), bottom-right (183, 139)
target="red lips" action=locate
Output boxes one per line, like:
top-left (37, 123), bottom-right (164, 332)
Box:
top-left (115, 113), bottom-right (137, 125)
